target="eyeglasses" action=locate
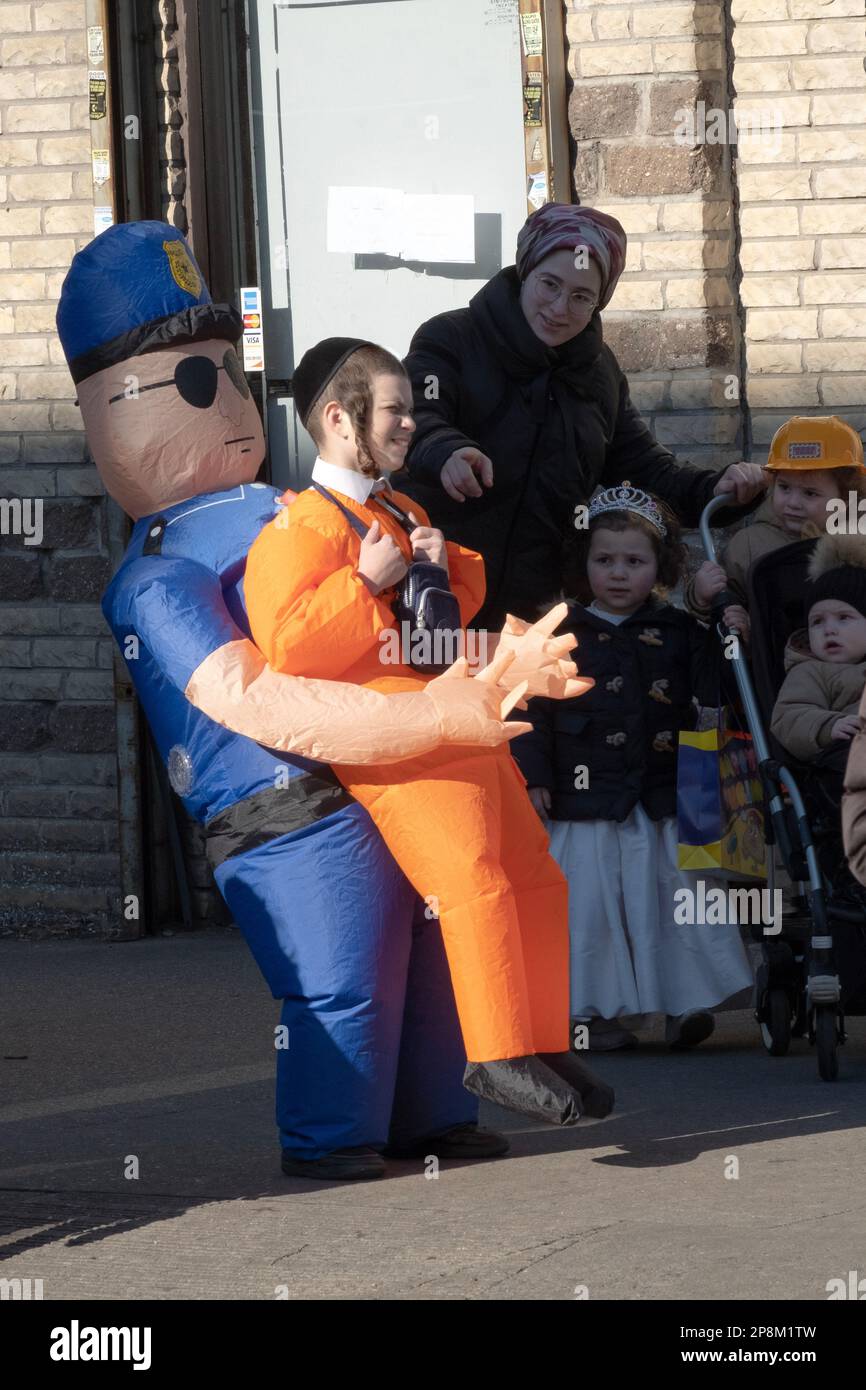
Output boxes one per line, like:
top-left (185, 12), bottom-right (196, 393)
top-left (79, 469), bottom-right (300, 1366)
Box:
top-left (108, 348), bottom-right (250, 407)
top-left (531, 272), bottom-right (598, 317)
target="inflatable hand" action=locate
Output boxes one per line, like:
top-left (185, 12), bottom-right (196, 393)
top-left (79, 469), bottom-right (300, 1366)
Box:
top-left (425, 650), bottom-right (531, 744)
top-left (185, 639), bottom-right (531, 765)
top-left (481, 604), bottom-right (595, 702)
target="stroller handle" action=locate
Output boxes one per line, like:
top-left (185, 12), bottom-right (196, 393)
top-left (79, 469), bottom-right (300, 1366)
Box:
top-left (697, 494), bottom-right (733, 565)
top-left (694, 494), bottom-right (772, 763)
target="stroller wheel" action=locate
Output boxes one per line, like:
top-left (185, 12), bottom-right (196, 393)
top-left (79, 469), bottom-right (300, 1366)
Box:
top-left (814, 1005), bottom-right (839, 1082)
top-left (760, 988), bottom-right (792, 1057)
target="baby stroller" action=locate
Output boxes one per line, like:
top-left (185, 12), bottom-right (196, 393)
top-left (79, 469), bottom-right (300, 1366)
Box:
top-left (698, 499), bottom-right (866, 1080)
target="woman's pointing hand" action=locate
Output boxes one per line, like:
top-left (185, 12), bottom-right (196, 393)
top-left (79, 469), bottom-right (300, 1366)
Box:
top-left (441, 447), bottom-right (494, 502)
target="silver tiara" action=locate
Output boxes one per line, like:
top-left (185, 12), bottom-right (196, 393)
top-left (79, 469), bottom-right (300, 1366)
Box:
top-left (587, 481), bottom-right (667, 536)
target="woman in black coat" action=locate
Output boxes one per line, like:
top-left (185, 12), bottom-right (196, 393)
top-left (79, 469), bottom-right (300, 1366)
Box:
top-left (397, 203), bottom-right (765, 631)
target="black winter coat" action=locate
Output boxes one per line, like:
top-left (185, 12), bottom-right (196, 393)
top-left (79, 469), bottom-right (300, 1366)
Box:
top-left (397, 267), bottom-right (750, 630)
top-left (510, 598), bottom-right (726, 823)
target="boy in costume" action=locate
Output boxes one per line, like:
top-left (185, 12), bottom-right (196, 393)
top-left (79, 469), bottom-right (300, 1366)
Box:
top-left (244, 338), bottom-right (613, 1124)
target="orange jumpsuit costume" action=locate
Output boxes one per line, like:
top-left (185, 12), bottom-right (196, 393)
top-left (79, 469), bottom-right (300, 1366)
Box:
top-left (245, 481), bottom-right (570, 1064)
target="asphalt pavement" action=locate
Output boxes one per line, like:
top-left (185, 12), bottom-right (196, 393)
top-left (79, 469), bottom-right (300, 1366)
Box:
top-left (2, 934), bottom-right (865, 1301)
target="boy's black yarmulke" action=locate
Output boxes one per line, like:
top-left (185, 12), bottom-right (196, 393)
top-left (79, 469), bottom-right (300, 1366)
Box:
top-left (291, 337), bottom-right (374, 426)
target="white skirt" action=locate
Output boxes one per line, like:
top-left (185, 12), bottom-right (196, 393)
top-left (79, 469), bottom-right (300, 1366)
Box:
top-left (547, 806), bottom-right (754, 1020)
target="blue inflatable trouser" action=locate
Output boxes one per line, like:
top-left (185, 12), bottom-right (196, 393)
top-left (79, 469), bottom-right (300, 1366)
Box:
top-left (214, 801), bottom-right (477, 1158)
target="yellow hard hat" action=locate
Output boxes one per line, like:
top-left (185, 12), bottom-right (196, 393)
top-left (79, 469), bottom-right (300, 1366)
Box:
top-left (766, 415), bottom-right (865, 472)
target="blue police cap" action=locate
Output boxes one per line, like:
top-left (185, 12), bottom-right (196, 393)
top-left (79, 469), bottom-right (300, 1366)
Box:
top-left (57, 221), bottom-right (240, 383)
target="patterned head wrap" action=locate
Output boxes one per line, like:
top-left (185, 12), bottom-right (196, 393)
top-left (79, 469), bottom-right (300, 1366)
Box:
top-left (515, 204), bottom-right (627, 309)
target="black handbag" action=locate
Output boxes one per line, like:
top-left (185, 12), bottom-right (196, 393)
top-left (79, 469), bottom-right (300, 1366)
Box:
top-left (311, 481), bottom-right (461, 673)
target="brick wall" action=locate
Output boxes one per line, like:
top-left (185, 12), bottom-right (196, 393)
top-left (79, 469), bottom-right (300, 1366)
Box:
top-left (731, 0), bottom-right (866, 454)
top-left (566, 1), bottom-right (744, 470)
top-left (565, 0), bottom-right (866, 463)
top-left (0, 0), bottom-right (119, 935)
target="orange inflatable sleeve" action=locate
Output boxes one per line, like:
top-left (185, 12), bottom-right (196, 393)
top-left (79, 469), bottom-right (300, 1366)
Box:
top-left (399, 493), bottom-right (486, 628)
top-left (245, 515), bottom-right (394, 679)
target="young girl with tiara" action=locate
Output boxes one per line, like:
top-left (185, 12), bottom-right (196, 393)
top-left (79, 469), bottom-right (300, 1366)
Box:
top-left (512, 483), bottom-right (753, 1052)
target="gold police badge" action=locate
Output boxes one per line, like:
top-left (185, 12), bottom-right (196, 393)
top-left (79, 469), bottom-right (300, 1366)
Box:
top-left (163, 239), bottom-right (201, 297)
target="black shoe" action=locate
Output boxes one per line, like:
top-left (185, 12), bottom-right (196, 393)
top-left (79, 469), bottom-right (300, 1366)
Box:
top-left (538, 1051), bottom-right (616, 1119)
top-left (665, 1010), bottom-right (715, 1050)
top-left (385, 1122), bottom-right (510, 1160)
top-left (463, 1056), bottom-right (583, 1126)
top-left (574, 1017), bottom-right (639, 1052)
top-left (281, 1145), bottom-right (385, 1182)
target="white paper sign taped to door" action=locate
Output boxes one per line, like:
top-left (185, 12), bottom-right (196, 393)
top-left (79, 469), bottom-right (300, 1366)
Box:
top-left (326, 187), bottom-right (404, 257)
top-left (327, 187), bottom-right (475, 263)
top-left (402, 194), bottom-right (475, 262)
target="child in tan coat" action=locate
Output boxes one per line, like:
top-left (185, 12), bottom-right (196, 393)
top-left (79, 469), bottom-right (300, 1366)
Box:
top-left (687, 416), bottom-right (866, 642)
top-left (771, 534), bottom-right (866, 794)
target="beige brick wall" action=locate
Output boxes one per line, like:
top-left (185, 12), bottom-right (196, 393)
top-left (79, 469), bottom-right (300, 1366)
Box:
top-left (566, 0), bottom-right (742, 470)
top-left (566, 0), bottom-right (866, 462)
top-left (0, 1), bottom-right (121, 935)
top-left (733, 0), bottom-right (866, 452)
top-left (0, 0), bottom-right (91, 467)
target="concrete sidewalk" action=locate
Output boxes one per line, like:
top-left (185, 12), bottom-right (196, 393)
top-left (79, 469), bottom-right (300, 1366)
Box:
top-left (2, 935), bottom-right (866, 1301)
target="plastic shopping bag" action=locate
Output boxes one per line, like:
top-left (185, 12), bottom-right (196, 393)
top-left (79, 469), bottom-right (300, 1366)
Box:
top-left (677, 711), bottom-right (765, 880)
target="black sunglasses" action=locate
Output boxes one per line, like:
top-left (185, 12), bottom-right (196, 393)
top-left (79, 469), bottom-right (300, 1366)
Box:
top-left (108, 348), bottom-right (250, 408)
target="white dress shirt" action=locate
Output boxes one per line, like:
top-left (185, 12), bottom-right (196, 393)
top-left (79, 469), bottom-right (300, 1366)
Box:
top-left (311, 456), bottom-right (392, 504)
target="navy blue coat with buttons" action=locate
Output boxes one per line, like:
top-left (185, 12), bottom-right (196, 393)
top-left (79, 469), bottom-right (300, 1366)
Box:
top-left (510, 598), bottom-right (726, 823)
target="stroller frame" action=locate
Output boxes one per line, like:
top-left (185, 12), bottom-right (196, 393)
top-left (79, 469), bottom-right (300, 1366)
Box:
top-left (698, 497), bottom-right (853, 1081)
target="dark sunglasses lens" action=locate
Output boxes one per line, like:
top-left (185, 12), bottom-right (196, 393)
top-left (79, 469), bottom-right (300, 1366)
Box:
top-left (174, 355), bottom-right (218, 408)
top-left (223, 347), bottom-right (250, 399)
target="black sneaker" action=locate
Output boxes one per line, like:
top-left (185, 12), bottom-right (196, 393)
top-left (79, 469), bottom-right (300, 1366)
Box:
top-left (385, 1123), bottom-right (509, 1160)
top-left (280, 1145), bottom-right (385, 1182)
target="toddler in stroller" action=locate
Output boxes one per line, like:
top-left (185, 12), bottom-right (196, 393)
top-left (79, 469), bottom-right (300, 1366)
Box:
top-left (743, 532), bottom-right (866, 1078)
top-left (770, 533), bottom-right (866, 806)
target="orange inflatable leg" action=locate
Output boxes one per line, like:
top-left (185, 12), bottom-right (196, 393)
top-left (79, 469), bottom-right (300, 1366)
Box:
top-left (495, 751), bottom-right (570, 1054)
top-left (336, 745), bottom-right (569, 1063)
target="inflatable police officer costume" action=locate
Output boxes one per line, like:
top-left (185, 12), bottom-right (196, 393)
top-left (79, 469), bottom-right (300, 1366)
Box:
top-left (56, 222), bottom-right (593, 1181)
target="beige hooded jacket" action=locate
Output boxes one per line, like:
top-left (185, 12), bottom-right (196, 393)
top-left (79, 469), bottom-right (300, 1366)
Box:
top-left (770, 628), bottom-right (866, 762)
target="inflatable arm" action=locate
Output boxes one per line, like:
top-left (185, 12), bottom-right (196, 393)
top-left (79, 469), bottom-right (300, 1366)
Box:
top-left (121, 555), bottom-right (531, 764)
top-left (188, 602), bottom-right (595, 759)
top-left (479, 604), bottom-right (594, 701)
top-left (186, 640), bottom-right (534, 762)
